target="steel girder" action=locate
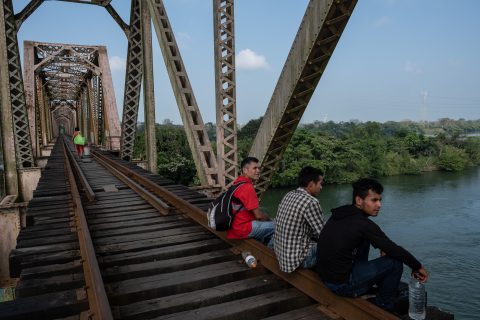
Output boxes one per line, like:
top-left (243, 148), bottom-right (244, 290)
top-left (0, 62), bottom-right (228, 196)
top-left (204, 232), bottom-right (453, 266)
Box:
top-left (249, 0), bottom-right (357, 198)
top-left (147, 0), bottom-right (219, 187)
top-left (96, 76), bottom-right (105, 144)
top-left (120, 0), bottom-right (143, 161)
top-left (33, 76), bottom-right (41, 155)
top-left (213, 0), bottom-right (237, 189)
top-left (141, 0), bottom-right (157, 174)
top-left (2, 0), bottom-right (35, 168)
top-left (87, 78), bottom-right (98, 144)
top-left (14, 0), bottom-right (44, 30)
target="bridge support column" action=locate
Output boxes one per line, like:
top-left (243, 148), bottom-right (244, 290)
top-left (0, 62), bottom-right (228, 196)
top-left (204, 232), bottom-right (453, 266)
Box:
top-left (0, 196), bottom-right (25, 281)
top-left (24, 41), bottom-right (38, 156)
top-left (0, 0), bottom-right (18, 197)
top-left (98, 47), bottom-right (121, 151)
top-left (18, 167), bottom-right (40, 202)
top-left (141, 0), bottom-right (157, 174)
top-left (87, 79), bottom-right (98, 145)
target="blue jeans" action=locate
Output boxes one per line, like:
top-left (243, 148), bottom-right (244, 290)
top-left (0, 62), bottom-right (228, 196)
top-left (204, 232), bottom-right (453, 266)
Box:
top-left (324, 240), bottom-right (403, 311)
top-left (301, 243), bottom-right (317, 268)
top-left (249, 220), bottom-right (275, 248)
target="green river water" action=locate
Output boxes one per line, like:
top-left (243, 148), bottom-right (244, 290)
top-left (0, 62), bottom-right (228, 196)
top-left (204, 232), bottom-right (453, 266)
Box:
top-left (262, 167), bottom-right (480, 320)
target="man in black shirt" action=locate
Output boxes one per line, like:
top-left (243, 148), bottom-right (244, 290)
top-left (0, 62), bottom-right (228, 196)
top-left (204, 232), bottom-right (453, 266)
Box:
top-left (316, 178), bottom-right (428, 311)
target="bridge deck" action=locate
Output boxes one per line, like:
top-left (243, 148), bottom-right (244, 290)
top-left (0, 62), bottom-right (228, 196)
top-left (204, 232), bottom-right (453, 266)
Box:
top-left (0, 138), bottom-right (331, 320)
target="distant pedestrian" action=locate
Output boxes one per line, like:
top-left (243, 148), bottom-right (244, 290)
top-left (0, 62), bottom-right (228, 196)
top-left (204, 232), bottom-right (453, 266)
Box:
top-left (72, 127), bottom-right (85, 157)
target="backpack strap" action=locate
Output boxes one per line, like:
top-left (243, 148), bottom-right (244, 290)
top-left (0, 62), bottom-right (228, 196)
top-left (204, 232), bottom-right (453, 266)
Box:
top-left (229, 181), bottom-right (247, 215)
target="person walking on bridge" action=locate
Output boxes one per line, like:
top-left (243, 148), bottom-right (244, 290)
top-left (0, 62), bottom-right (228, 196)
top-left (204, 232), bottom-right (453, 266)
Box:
top-left (274, 166), bottom-right (325, 272)
top-left (227, 157), bottom-right (275, 247)
top-left (72, 127), bottom-right (85, 158)
top-left (316, 178), bottom-right (429, 312)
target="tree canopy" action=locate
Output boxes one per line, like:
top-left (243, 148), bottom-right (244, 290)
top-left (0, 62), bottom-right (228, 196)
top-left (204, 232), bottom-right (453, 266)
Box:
top-left (133, 118), bottom-right (480, 187)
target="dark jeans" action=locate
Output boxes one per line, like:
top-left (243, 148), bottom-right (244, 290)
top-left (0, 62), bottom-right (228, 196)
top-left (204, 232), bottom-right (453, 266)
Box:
top-left (324, 240), bottom-right (403, 311)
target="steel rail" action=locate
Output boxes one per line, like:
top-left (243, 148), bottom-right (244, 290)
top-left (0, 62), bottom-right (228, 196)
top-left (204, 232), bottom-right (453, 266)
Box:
top-left (92, 151), bottom-right (171, 214)
top-left (91, 150), bottom-right (399, 320)
top-left (62, 144), bottom-right (113, 320)
top-left (62, 137), bottom-right (96, 202)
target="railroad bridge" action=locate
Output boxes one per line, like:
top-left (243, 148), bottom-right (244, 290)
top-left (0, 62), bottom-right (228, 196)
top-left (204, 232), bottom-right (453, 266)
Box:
top-left (0, 1), bottom-right (453, 319)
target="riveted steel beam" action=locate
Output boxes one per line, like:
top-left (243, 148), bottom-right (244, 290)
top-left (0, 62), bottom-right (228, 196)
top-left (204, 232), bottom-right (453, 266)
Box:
top-left (24, 41), bottom-right (37, 155)
top-left (97, 46), bottom-right (120, 149)
top-left (213, 0), bottom-right (237, 189)
top-left (249, 0), bottom-right (357, 198)
top-left (0, 0), bottom-right (18, 194)
top-left (120, 0), bottom-right (143, 160)
top-left (141, 0), bottom-right (157, 173)
top-left (147, 0), bottom-right (219, 187)
top-left (14, 0), bottom-right (43, 30)
top-left (94, 76), bottom-right (105, 145)
top-left (87, 78), bottom-right (98, 145)
top-left (104, 3), bottom-right (129, 37)
top-left (2, 0), bottom-right (35, 168)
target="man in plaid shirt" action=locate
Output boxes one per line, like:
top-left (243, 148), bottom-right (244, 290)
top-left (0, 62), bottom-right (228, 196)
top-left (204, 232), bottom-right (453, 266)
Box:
top-left (274, 166), bottom-right (325, 273)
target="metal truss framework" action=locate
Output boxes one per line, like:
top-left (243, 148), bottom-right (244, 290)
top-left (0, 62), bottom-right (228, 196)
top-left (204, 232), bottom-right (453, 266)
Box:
top-left (213, 0), bottom-right (237, 189)
top-left (120, 0), bottom-right (143, 161)
top-left (22, 41), bottom-right (120, 153)
top-left (2, 0), bottom-right (35, 168)
top-left (94, 76), bottom-right (105, 144)
top-left (250, 0), bottom-right (358, 198)
top-left (148, 0), bottom-right (219, 187)
top-left (1, 0), bottom-right (359, 196)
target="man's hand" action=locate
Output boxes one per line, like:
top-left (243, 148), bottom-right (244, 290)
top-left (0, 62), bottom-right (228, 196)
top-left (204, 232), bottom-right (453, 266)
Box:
top-left (412, 267), bottom-right (429, 283)
top-left (252, 208), bottom-right (270, 221)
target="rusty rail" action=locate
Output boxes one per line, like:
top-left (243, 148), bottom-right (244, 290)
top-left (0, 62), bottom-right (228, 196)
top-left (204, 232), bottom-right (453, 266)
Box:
top-left (62, 137), bottom-right (96, 202)
top-left (91, 150), bottom-right (399, 320)
top-left (62, 144), bottom-right (113, 320)
top-left (93, 151), bottom-right (171, 214)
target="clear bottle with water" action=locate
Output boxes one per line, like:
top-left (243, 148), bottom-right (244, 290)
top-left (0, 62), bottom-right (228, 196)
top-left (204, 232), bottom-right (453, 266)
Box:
top-left (408, 276), bottom-right (426, 320)
top-left (241, 251), bottom-right (257, 268)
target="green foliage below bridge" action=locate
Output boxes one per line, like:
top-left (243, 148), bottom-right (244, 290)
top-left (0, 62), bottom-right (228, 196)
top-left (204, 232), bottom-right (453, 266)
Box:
top-left (133, 118), bottom-right (480, 187)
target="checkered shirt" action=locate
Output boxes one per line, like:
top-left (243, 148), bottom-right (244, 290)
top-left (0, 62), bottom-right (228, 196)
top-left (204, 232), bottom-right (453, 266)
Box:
top-left (274, 188), bottom-right (324, 273)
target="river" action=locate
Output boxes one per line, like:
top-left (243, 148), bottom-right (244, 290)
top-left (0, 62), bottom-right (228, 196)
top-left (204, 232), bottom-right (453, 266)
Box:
top-left (262, 167), bottom-right (480, 320)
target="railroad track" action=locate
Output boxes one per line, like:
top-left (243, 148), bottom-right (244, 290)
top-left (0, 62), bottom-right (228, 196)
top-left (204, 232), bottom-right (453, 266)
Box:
top-left (0, 137), bottom-right (399, 320)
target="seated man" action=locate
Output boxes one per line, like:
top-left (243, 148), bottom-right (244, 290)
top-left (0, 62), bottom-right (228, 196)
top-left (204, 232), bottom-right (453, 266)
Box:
top-left (227, 157), bottom-right (274, 246)
top-left (274, 166), bottom-right (325, 272)
top-left (316, 178), bottom-right (428, 311)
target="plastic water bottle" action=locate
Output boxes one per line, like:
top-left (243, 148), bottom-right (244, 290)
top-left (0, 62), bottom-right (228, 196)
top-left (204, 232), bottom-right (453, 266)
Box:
top-left (241, 251), bottom-right (257, 268)
top-left (408, 277), bottom-right (426, 320)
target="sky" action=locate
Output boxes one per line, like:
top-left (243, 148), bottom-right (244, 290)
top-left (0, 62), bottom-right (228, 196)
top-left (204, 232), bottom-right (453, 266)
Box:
top-left (14, 0), bottom-right (480, 125)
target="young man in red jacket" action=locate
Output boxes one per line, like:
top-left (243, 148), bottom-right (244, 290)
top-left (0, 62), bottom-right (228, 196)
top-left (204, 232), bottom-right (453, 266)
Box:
top-left (227, 157), bottom-right (274, 246)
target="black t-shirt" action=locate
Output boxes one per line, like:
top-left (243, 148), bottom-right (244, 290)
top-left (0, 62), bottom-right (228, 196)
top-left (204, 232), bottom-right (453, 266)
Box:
top-left (316, 205), bottom-right (421, 283)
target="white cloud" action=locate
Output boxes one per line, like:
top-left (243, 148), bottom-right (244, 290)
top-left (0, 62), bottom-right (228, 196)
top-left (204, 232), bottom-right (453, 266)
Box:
top-left (177, 32), bottom-right (192, 50)
top-left (236, 49), bottom-right (269, 70)
top-left (404, 60), bottom-right (423, 74)
top-left (109, 56), bottom-right (126, 72)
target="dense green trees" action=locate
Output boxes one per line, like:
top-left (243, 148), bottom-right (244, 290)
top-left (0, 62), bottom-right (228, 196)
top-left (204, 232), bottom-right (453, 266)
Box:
top-left (133, 118), bottom-right (480, 187)
top-left (134, 123), bottom-right (197, 185)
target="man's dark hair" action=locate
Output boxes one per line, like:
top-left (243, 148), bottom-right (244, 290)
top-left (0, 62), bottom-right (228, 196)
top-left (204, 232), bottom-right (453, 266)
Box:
top-left (240, 156), bottom-right (259, 170)
top-left (298, 166), bottom-right (324, 187)
top-left (74, 127), bottom-right (79, 131)
top-left (352, 178), bottom-right (383, 203)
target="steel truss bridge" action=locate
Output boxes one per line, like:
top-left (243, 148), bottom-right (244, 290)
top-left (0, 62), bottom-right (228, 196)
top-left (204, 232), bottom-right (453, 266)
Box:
top-left (0, 1), bottom-right (456, 319)
top-left (1, 0), bottom-right (356, 198)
